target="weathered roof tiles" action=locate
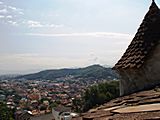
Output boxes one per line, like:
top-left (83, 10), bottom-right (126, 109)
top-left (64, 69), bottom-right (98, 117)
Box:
top-left (114, 1), bottom-right (160, 69)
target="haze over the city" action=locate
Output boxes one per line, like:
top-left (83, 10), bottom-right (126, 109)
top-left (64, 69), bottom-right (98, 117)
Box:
top-left (0, 0), bottom-right (155, 74)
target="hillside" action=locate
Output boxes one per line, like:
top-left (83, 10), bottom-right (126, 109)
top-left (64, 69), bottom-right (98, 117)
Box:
top-left (0, 74), bottom-right (20, 80)
top-left (17, 65), bottom-right (118, 80)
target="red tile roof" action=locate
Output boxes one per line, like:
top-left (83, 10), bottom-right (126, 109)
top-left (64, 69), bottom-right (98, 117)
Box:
top-left (114, 1), bottom-right (160, 69)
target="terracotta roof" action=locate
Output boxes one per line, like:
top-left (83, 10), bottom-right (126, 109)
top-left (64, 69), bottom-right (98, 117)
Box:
top-left (73, 86), bottom-right (160, 120)
top-left (114, 1), bottom-right (160, 69)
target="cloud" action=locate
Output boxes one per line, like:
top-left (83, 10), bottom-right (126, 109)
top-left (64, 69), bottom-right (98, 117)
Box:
top-left (0, 2), bottom-right (61, 29)
top-left (0, 1), bottom-right (63, 29)
top-left (26, 32), bottom-right (132, 39)
top-left (47, 24), bottom-right (64, 28)
top-left (8, 6), bottom-right (17, 11)
top-left (0, 5), bottom-right (23, 15)
top-left (6, 15), bottom-right (12, 19)
top-left (0, 15), bottom-right (4, 18)
top-left (8, 6), bottom-right (24, 15)
top-left (27, 20), bottom-right (43, 28)
top-left (26, 20), bottom-right (64, 28)
top-left (0, 2), bottom-right (24, 26)
top-left (18, 11), bottom-right (24, 15)
top-left (8, 20), bottom-right (18, 26)
top-left (0, 8), bottom-right (8, 14)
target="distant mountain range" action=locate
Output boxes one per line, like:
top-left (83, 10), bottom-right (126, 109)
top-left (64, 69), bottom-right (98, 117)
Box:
top-left (16, 65), bottom-right (118, 80)
top-left (0, 74), bottom-right (20, 80)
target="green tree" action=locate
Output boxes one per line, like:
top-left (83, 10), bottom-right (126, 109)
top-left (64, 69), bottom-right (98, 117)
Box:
top-left (82, 81), bottom-right (119, 112)
top-left (49, 102), bottom-right (59, 110)
top-left (72, 98), bottom-right (83, 113)
top-left (0, 102), bottom-right (14, 120)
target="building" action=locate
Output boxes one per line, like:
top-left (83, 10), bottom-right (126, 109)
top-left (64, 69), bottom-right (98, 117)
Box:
top-left (52, 105), bottom-right (72, 120)
top-left (114, 0), bottom-right (160, 95)
top-left (15, 111), bottom-right (32, 120)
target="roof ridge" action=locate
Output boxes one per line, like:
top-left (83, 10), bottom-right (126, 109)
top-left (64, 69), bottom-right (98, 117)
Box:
top-left (114, 1), bottom-right (160, 69)
top-left (150, 0), bottom-right (159, 10)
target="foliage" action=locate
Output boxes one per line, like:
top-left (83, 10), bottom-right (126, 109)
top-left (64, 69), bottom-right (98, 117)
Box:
top-left (39, 105), bottom-right (47, 111)
top-left (40, 98), bottom-right (50, 104)
top-left (0, 102), bottom-right (14, 120)
top-left (72, 98), bottom-right (83, 113)
top-left (82, 81), bottom-right (119, 112)
top-left (49, 102), bottom-right (58, 109)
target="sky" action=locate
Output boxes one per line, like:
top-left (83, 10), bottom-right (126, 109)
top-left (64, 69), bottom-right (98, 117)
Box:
top-left (0, 0), bottom-right (158, 74)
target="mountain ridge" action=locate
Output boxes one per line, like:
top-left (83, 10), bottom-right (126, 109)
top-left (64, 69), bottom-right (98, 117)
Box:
top-left (16, 64), bottom-right (118, 80)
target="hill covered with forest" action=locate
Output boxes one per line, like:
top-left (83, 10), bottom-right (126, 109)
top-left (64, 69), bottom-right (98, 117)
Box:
top-left (17, 65), bottom-right (118, 80)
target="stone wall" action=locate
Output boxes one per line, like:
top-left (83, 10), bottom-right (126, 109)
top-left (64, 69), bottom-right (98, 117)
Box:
top-left (118, 43), bottom-right (160, 96)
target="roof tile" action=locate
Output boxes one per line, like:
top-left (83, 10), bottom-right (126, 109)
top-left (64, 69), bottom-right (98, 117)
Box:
top-left (114, 1), bottom-right (160, 69)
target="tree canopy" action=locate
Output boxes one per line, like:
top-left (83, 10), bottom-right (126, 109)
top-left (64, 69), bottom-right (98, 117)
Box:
top-left (0, 102), bottom-right (14, 120)
top-left (82, 81), bottom-right (119, 112)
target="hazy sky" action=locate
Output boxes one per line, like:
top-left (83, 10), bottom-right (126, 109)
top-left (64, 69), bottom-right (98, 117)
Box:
top-left (0, 0), bottom-right (157, 74)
